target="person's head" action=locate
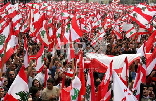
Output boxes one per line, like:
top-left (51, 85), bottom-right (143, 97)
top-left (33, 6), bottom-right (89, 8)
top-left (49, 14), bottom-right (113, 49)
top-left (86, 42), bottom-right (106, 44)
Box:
top-left (142, 86), bottom-right (149, 97)
top-left (0, 87), bottom-right (4, 98)
top-left (148, 86), bottom-right (155, 98)
top-left (32, 79), bottom-right (40, 88)
top-left (10, 64), bottom-right (16, 70)
top-left (9, 71), bottom-right (16, 79)
top-left (29, 87), bottom-right (40, 98)
top-left (47, 78), bottom-right (54, 90)
top-left (3, 77), bottom-right (8, 86)
top-left (42, 65), bottom-right (47, 74)
top-left (30, 68), bottom-right (36, 77)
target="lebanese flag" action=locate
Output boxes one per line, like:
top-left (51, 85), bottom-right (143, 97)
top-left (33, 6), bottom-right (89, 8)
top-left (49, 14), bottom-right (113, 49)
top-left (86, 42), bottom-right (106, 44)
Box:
top-left (133, 64), bottom-right (144, 100)
top-left (85, 70), bottom-right (95, 101)
top-left (4, 66), bottom-right (29, 101)
top-left (24, 38), bottom-right (29, 68)
top-left (38, 20), bottom-right (52, 46)
top-left (35, 45), bottom-right (45, 73)
top-left (113, 71), bottom-right (137, 101)
top-left (67, 43), bottom-right (75, 62)
top-left (145, 30), bottom-right (156, 53)
top-left (0, 35), bottom-right (16, 68)
top-left (113, 25), bottom-right (122, 39)
top-left (91, 33), bottom-right (105, 46)
top-left (70, 15), bottom-right (83, 41)
top-left (70, 76), bottom-right (81, 101)
top-left (64, 68), bottom-right (74, 77)
top-left (0, 22), bottom-right (10, 53)
top-left (126, 27), bottom-right (137, 38)
top-left (78, 51), bottom-right (86, 101)
top-left (146, 47), bottom-right (156, 76)
top-left (61, 10), bottom-right (69, 20)
top-left (102, 89), bottom-right (111, 101)
top-left (120, 57), bottom-right (129, 86)
top-left (60, 86), bottom-right (71, 101)
top-left (129, 4), bottom-right (156, 31)
top-left (97, 60), bottom-right (113, 101)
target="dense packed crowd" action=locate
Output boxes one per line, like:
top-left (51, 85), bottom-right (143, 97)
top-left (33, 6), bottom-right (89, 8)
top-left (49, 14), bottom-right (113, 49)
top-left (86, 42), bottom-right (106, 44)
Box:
top-left (0, 1), bottom-right (156, 101)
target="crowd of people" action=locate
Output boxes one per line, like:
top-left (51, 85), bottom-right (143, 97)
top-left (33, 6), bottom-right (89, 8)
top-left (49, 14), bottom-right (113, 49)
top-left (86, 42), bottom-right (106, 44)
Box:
top-left (0, 1), bottom-right (156, 101)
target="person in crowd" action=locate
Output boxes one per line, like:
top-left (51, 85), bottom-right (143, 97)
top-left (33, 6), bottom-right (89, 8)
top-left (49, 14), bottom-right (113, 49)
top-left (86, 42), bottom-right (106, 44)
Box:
top-left (41, 78), bottom-right (60, 101)
top-left (29, 87), bottom-right (42, 101)
top-left (6, 70), bottom-right (16, 89)
top-left (0, 86), bottom-right (5, 101)
top-left (34, 65), bottom-right (48, 86)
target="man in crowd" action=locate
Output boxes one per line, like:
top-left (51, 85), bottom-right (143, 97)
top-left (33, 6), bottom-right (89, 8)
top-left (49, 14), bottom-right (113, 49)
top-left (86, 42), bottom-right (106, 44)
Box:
top-left (41, 78), bottom-right (60, 101)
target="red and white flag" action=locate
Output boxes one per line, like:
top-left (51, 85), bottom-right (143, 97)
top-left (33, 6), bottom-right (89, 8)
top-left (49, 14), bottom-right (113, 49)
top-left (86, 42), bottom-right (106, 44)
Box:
top-left (113, 71), bottom-right (137, 101)
top-left (70, 15), bottom-right (83, 41)
top-left (4, 67), bottom-right (29, 101)
top-left (35, 45), bottom-right (45, 73)
top-left (24, 38), bottom-right (29, 68)
top-left (146, 47), bottom-right (156, 76)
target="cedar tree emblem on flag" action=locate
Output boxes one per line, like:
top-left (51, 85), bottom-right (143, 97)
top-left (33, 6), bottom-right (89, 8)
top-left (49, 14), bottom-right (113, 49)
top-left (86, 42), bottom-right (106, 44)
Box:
top-left (41, 30), bottom-right (46, 38)
top-left (85, 85), bottom-right (91, 101)
top-left (71, 88), bottom-right (79, 100)
top-left (0, 34), bottom-right (6, 45)
top-left (15, 91), bottom-right (29, 101)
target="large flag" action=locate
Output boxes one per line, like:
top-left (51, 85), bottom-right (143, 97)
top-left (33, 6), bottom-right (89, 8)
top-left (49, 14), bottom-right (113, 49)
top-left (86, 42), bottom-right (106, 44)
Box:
top-left (4, 67), bottom-right (29, 101)
top-left (70, 76), bottom-right (81, 101)
top-left (113, 71), bottom-right (137, 101)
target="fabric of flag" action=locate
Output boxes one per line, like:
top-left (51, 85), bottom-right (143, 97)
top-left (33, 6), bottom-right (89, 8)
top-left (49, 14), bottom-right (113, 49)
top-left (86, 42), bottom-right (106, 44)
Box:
top-left (85, 72), bottom-right (91, 101)
top-left (35, 45), bottom-right (45, 73)
top-left (24, 38), bottom-right (29, 68)
top-left (70, 76), bottom-right (81, 101)
top-left (129, 4), bottom-right (156, 31)
top-left (4, 66), bottom-right (29, 101)
top-left (145, 30), bottom-right (156, 53)
top-left (126, 27), bottom-right (137, 38)
top-left (113, 71), bottom-right (137, 101)
top-left (70, 15), bottom-right (83, 41)
top-left (120, 57), bottom-right (129, 86)
top-left (60, 86), bottom-right (71, 101)
top-left (0, 35), bottom-right (16, 68)
top-left (133, 64), bottom-right (144, 100)
top-left (61, 10), bottom-right (69, 19)
top-left (97, 60), bottom-right (113, 101)
top-left (78, 51), bottom-right (86, 101)
top-left (0, 23), bottom-right (10, 53)
top-left (146, 47), bottom-right (156, 76)
top-left (38, 20), bottom-right (52, 46)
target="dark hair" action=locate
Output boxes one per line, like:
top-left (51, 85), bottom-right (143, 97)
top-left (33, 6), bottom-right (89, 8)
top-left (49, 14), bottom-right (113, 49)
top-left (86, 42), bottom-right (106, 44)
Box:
top-left (29, 87), bottom-right (39, 98)
top-left (32, 79), bottom-right (42, 90)
top-left (47, 78), bottom-right (55, 84)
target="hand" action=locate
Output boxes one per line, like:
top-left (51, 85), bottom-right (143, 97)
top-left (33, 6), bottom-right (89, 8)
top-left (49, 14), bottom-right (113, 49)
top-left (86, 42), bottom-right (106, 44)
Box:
top-left (150, 71), bottom-right (156, 77)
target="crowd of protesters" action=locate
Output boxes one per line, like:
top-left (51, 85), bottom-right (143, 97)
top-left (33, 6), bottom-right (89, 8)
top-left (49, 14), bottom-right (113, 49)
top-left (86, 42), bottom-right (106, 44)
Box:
top-left (0, 29), bottom-right (155, 101)
top-left (0, 1), bottom-right (156, 101)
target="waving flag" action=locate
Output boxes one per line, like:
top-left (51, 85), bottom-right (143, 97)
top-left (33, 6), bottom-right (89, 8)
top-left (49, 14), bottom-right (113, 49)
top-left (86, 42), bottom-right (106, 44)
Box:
top-left (70, 15), bottom-right (83, 41)
top-left (70, 76), bottom-right (81, 101)
top-left (4, 67), bottom-right (29, 101)
top-left (35, 45), bottom-right (45, 73)
top-left (113, 71), bottom-right (137, 101)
